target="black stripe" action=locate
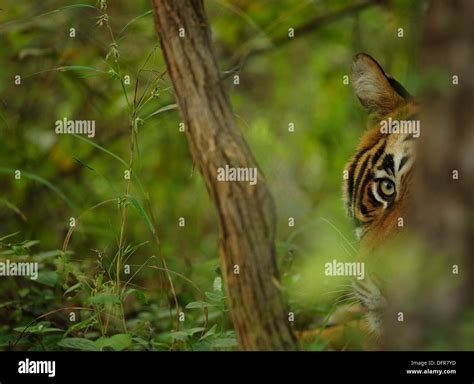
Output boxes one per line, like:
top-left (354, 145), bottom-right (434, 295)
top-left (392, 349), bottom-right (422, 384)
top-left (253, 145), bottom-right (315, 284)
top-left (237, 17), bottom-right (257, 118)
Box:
top-left (398, 155), bottom-right (410, 172)
top-left (371, 140), bottom-right (387, 166)
top-left (347, 147), bottom-right (370, 209)
top-left (368, 188), bottom-right (382, 207)
top-left (360, 202), bottom-right (370, 215)
top-left (357, 170), bottom-right (374, 218)
top-left (379, 154), bottom-right (395, 176)
top-left (352, 153), bottom-right (371, 215)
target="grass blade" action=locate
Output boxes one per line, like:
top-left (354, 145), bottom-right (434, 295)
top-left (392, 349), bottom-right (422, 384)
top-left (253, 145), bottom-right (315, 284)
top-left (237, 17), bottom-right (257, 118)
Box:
top-left (118, 10), bottom-right (152, 36)
top-left (0, 168), bottom-right (76, 210)
top-left (143, 104), bottom-right (178, 121)
top-left (126, 195), bottom-right (157, 236)
top-left (72, 135), bottom-right (128, 168)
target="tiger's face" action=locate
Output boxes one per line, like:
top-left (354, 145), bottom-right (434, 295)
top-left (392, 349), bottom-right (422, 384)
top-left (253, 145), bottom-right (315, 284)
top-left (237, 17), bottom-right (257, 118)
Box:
top-left (343, 54), bottom-right (419, 334)
top-left (344, 53), bottom-right (419, 254)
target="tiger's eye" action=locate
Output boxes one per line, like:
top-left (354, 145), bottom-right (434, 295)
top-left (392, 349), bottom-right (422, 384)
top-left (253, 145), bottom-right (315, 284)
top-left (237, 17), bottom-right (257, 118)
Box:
top-left (378, 179), bottom-right (396, 198)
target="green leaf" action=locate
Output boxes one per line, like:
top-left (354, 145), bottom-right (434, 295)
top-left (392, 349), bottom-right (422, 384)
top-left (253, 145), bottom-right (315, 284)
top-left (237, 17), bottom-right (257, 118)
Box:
top-left (14, 324), bottom-right (62, 334)
top-left (64, 282), bottom-right (81, 295)
top-left (0, 335), bottom-right (20, 347)
top-left (0, 300), bottom-right (17, 309)
top-left (53, 4), bottom-right (98, 12)
top-left (204, 291), bottom-right (224, 302)
top-left (122, 288), bottom-right (149, 304)
top-left (185, 301), bottom-right (215, 309)
top-left (58, 338), bottom-right (100, 351)
top-left (34, 250), bottom-right (72, 261)
top-left (35, 271), bottom-right (59, 287)
top-left (11, 244), bottom-right (28, 256)
top-left (64, 316), bottom-right (97, 338)
top-left (132, 337), bottom-right (150, 349)
top-left (88, 294), bottom-right (121, 305)
top-left (0, 232), bottom-right (20, 241)
top-left (126, 196), bottom-right (156, 236)
top-left (186, 327), bottom-right (205, 336)
top-left (39, 335), bottom-right (63, 350)
top-left (95, 334), bottom-right (132, 351)
top-left (134, 290), bottom-right (149, 304)
top-left (199, 324), bottom-right (217, 341)
top-left (160, 331), bottom-right (189, 342)
top-left (57, 65), bottom-right (106, 75)
top-left (21, 240), bottom-right (39, 248)
top-left (210, 338), bottom-right (238, 348)
top-left (142, 104), bottom-right (178, 121)
top-left (23, 4), bottom-right (99, 25)
top-left (196, 310), bottom-right (222, 324)
top-left (122, 288), bottom-right (137, 298)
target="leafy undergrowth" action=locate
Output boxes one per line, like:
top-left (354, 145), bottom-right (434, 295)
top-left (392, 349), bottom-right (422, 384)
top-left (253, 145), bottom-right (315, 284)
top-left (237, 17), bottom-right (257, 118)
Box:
top-left (0, 235), bottom-right (237, 351)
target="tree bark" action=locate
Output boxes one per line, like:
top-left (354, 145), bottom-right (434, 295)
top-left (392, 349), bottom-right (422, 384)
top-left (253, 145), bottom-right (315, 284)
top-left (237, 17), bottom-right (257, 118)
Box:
top-left (151, 0), bottom-right (297, 350)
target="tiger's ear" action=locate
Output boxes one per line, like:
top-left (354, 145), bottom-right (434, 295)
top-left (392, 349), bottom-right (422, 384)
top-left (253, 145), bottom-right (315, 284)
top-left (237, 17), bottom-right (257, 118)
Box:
top-left (351, 53), bottom-right (408, 117)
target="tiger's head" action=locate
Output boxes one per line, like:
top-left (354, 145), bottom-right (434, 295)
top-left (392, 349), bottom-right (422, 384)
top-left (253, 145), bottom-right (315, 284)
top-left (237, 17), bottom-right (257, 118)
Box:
top-left (343, 53), bottom-right (420, 334)
top-left (344, 53), bottom-right (419, 254)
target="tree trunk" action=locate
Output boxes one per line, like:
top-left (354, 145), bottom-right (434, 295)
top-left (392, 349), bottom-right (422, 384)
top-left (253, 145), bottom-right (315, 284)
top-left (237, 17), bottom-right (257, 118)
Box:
top-left (151, 0), bottom-right (297, 350)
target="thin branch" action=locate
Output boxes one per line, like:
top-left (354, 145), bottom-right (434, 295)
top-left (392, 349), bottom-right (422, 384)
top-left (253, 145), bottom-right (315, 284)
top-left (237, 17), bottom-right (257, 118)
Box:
top-left (224, 0), bottom-right (387, 78)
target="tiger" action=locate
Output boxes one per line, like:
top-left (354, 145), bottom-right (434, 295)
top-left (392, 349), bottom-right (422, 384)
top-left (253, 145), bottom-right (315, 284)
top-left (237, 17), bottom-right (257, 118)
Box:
top-left (298, 53), bottom-right (419, 348)
top-left (341, 53), bottom-right (419, 337)
top-left (344, 53), bottom-right (419, 252)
